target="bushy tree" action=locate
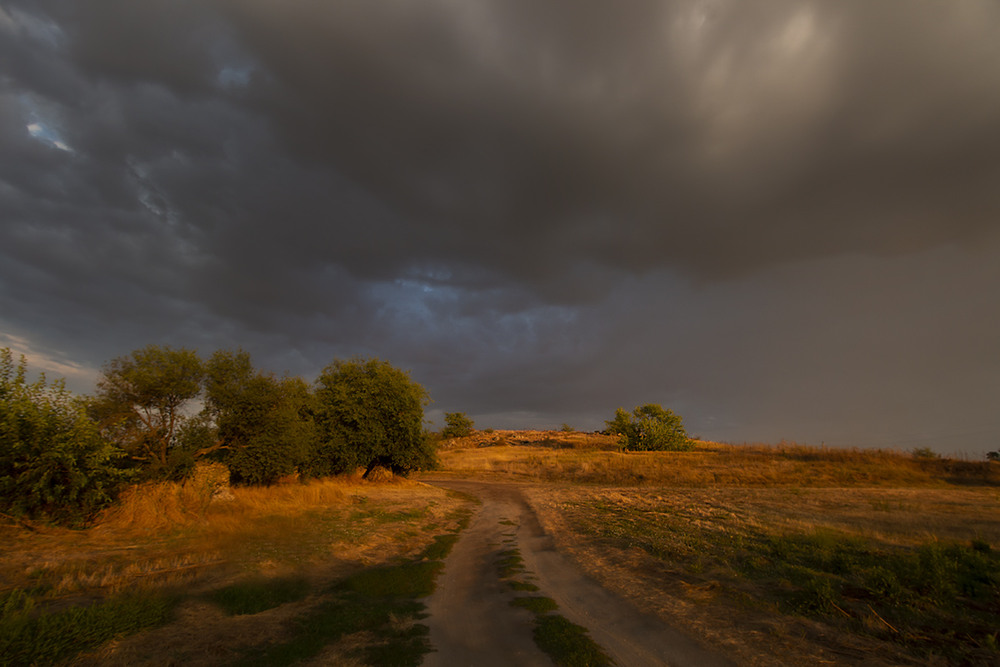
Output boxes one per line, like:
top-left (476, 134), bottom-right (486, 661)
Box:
top-left (441, 412), bottom-right (474, 438)
top-left (203, 350), bottom-right (316, 485)
top-left (0, 349), bottom-right (123, 524)
top-left (605, 404), bottom-right (692, 452)
top-left (314, 358), bottom-right (435, 477)
top-left (90, 345), bottom-right (203, 475)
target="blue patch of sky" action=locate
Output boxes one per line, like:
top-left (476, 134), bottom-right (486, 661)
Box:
top-left (27, 121), bottom-right (72, 152)
top-left (217, 65), bottom-right (253, 88)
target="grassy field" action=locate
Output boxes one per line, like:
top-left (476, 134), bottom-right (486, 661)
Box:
top-left (3, 432), bottom-right (998, 665)
top-left (0, 474), bottom-right (473, 665)
top-left (440, 431), bottom-right (1000, 665)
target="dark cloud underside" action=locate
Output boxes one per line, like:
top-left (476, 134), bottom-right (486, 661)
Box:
top-left (2, 0), bottom-right (999, 451)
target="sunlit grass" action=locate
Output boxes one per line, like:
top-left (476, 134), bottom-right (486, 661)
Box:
top-left (538, 484), bottom-right (1000, 665)
top-left (0, 474), bottom-right (472, 664)
top-left (437, 431), bottom-right (999, 488)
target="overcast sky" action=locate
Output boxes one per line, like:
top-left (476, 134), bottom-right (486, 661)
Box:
top-left (3, 0), bottom-right (1000, 455)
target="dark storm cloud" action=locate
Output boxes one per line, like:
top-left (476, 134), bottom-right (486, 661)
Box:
top-left (3, 0), bottom-right (1000, 451)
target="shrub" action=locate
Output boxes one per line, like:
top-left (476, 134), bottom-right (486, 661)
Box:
top-left (604, 404), bottom-right (692, 452)
top-left (441, 412), bottom-right (474, 438)
top-left (0, 349), bottom-right (124, 524)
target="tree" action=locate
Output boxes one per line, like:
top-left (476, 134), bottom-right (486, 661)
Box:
top-left (1, 348), bottom-right (123, 524)
top-left (91, 345), bottom-right (203, 475)
top-left (604, 404), bottom-right (692, 452)
top-left (314, 358), bottom-right (435, 477)
top-left (203, 350), bottom-right (316, 485)
top-left (441, 412), bottom-right (474, 438)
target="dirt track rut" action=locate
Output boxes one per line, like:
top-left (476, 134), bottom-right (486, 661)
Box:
top-left (419, 477), bottom-right (734, 667)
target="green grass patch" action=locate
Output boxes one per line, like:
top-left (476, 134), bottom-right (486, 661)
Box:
top-left (340, 560), bottom-right (444, 599)
top-left (508, 580), bottom-right (540, 592)
top-left (421, 533), bottom-right (461, 561)
top-left (205, 576), bottom-right (311, 615)
top-left (236, 526), bottom-right (463, 666)
top-left (497, 548), bottom-right (525, 578)
top-left (511, 596), bottom-right (559, 613)
top-left (236, 588), bottom-right (428, 667)
top-left (574, 499), bottom-right (1000, 665)
top-left (0, 590), bottom-right (179, 665)
top-left (534, 614), bottom-right (615, 667)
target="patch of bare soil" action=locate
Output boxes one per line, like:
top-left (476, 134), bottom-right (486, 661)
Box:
top-left (420, 477), bottom-right (734, 667)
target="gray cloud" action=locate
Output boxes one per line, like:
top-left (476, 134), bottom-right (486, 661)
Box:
top-left (2, 0), bottom-right (999, 453)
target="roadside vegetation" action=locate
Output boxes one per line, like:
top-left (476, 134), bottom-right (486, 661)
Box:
top-left (2, 346), bottom-right (438, 526)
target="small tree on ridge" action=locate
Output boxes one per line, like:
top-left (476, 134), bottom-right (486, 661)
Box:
top-left (605, 404), bottom-right (692, 452)
top-left (441, 412), bottom-right (474, 438)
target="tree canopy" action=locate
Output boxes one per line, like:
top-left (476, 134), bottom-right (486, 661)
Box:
top-left (91, 345), bottom-right (203, 474)
top-left (203, 350), bottom-right (317, 485)
top-left (314, 358), bottom-right (435, 477)
top-left (605, 404), bottom-right (692, 452)
top-left (440, 412), bottom-right (475, 438)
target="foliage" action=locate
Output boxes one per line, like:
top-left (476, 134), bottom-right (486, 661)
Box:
top-left (91, 344), bottom-right (203, 475)
top-left (986, 451), bottom-right (999, 462)
top-left (204, 350), bottom-right (317, 485)
top-left (314, 358), bottom-right (435, 477)
top-left (604, 403), bottom-right (692, 451)
top-left (441, 411), bottom-right (475, 438)
top-left (0, 348), bottom-right (124, 524)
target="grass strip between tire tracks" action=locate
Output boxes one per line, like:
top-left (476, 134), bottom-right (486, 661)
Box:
top-left (497, 526), bottom-right (615, 667)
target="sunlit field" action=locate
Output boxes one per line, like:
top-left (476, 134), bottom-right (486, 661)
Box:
top-left (0, 474), bottom-right (472, 665)
top-left (437, 431), bottom-right (1000, 665)
top-left (3, 431), bottom-right (998, 665)
top-left (438, 429), bottom-right (998, 488)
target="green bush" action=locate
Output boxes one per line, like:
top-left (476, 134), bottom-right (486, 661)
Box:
top-left (604, 404), bottom-right (692, 451)
top-left (0, 349), bottom-right (124, 524)
top-left (314, 358), bottom-right (436, 477)
top-left (441, 412), bottom-right (474, 438)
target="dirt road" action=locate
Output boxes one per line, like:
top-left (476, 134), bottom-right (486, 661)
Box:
top-left (419, 477), bottom-right (734, 667)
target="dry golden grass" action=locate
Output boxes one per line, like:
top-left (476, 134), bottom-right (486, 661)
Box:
top-left (438, 431), bottom-right (999, 488)
top-left (461, 432), bottom-right (1000, 665)
top-left (2, 471), bottom-right (472, 666)
top-left (1, 474), bottom-right (466, 605)
top-left (523, 483), bottom-right (1000, 666)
